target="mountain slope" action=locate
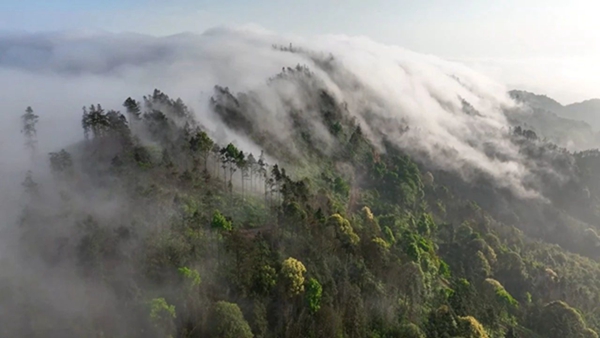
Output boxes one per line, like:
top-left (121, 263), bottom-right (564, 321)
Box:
top-left (563, 99), bottom-right (600, 129)
top-left (510, 90), bottom-right (564, 112)
top-left (511, 89), bottom-right (600, 133)
top-left (504, 103), bottom-right (598, 150)
top-left (4, 30), bottom-right (600, 338)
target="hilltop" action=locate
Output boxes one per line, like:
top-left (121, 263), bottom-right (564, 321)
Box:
top-left (4, 32), bottom-right (600, 338)
top-left (511, 90), bottom-right (600, 132)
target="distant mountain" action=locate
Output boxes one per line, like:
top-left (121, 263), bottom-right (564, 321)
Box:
top-left (7, 30), bottom-right (600, 338)
top-left (509, 90), bottom-right (564, 112)
top-left (510, 90), bottom-right (600, 131)
top-left (508, 90), bottom-right (599, 150)
top-left (563, 99), bottom-right (600, 129)
top-left (505, 105), bottom-right (597, 150)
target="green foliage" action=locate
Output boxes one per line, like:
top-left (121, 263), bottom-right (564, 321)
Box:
top-left (20, 86), bottom-right (600, 338)
top-left (328, 213), bottom-right (360, 246)
top-left (399, 323), bottom-right (426, 338)
top-left (123, 97), bottom-right (141, 119)
top-left (457, 316), bottom-right (489, 338)
top-left (362, 206), bottom-right (381, 233)
top-left (383, 226), bottom-right (396, 244)
top-left (253, 264), bottom-right (277, 295)
top-left (406, 242), bottom-right (421, 262)
top-left (478, 278), bottom-right (518, 330)
top-left (149, 298), bottom-right (176, 337)
top-left (536, 301), bottom-right (590, 338)
top-left (472, 250), bottom-right (492, 279)
top-left (212, 210), bottom-right (232, 231)
top-left (150, 298), bottom-right (176, 321)
top-left (330, 121), bottom-right (342, 135)
top-left (371, 237), bottom-right (390, 250)
top-left (305, 278), bottom-right (323, 314)
top-left (49, 149), bottom-right (73, 174)
top-left (524, 292), bottom-right (532, 304)
top-left (178, 266), bottom-right (201, 287)
top-left (417, 213), bottom-right (436, 236)
top-left (439, 259), bottom-right (451, 278)
top-left (189, 130), bottom-right (214, 156)
top-left (283, 201), bottom-right (307, 222)
top-left (449, 278), bottom-right (475, 316)
top-left (251, 300), bottom-right (268, 338)
top-left (211, 301), bottom-right (254, 338)
top-left (483, 278), bottom-right (518, 309)
top-left (426, 305), bottom-right (458, 338)
top-left (333, 176), bottom-right (350, 197)
top-left (132, 145), bottom-right (153, 168)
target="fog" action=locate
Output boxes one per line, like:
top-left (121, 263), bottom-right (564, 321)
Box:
top-left (0, 25), bottom-right (571, 337)
top-left (463, 56), bottom-right (600, 105)
top-left (0, 26), bottom-right (545, 200)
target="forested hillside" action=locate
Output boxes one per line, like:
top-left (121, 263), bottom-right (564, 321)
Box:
top-left (510, 90), bottom-right (600, 142)
top-left (6, 43), bottom-right (600, 338)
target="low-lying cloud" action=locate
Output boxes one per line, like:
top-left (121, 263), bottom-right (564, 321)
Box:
top-left (0, 25), bottom-right (540, 199)
top-left (0, 24), bottom-right (571, 338)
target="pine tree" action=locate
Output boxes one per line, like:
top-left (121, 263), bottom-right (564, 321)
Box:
top-left (236, 151), bottom-right (247, 198)
top-left (21, 106), bottom-right (39, 154)
top-left (258, 151), bottom-right (268, 204)
top-left (123, 97), bottom-right (141, 120)
top-left (221, 143), bottom-right (240, 197)
top-left (81, 104), bottom-right (110, 139)
top-left (247, 153), bottom-right (257, 193)
top-left (189, 130), bottom-right (215, 171)
top-left (49, 149), bottom-right (73, 175)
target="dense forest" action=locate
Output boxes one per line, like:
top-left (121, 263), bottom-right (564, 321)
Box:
top-left (6, 47), bottom-right (600, 338)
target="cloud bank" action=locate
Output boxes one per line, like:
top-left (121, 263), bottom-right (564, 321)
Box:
top-left (0, 26), bottom-right (542, 199)
top-left (461, 56), bottom-right (600, 105)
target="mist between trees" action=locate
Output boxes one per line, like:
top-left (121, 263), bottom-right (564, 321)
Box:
top-left (3, 30), bottom-right (600, 338)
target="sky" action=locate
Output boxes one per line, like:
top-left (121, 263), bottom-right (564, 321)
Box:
top-left (1, 0), bottom-right (599, 103)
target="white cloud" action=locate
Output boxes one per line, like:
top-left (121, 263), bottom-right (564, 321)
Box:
top-left (0, 26), bottom-right (551, 199)
top-left (459, 56), bottom-right (600, 104)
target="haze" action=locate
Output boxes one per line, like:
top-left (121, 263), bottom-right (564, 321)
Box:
top-left (4, 2), bottom-right (600, 338)
top-left (3, 0), bottom-right (600, 103)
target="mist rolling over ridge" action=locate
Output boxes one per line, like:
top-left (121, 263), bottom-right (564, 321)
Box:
top-left (1, 27), bottom-right (546, 197)
top-left (4, 23), bottom-right (600, 338)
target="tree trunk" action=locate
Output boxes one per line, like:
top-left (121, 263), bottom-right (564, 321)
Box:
top-left (240, 170), bottom-right (244, 199)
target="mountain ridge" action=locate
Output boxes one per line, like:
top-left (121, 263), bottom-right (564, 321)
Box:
top-left (510, 89), bottom-right (600, 131)
top-left (5, 29), bottom-right (600, 338)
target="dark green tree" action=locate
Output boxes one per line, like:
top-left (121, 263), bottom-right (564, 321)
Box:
top-left (21, 106), bottom-right (39, 153)
top-left (211, 210), bottom-right (232, 232)
top-left (305, 278), bottom-right (322, 314)
top-left (81, 104), bottom-right (110, 139)
top-left (189, 130), bottom-right (215, 171)
top-left (49, 149), bottom-right (73, 175)
top-left (210, 301), bottom-right (253, 338)
top-left (123, 97), bottom-right (141, 120)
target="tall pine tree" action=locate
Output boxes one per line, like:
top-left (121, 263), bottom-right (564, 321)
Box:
top-left (21, 106), bottom-right (39, 155)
